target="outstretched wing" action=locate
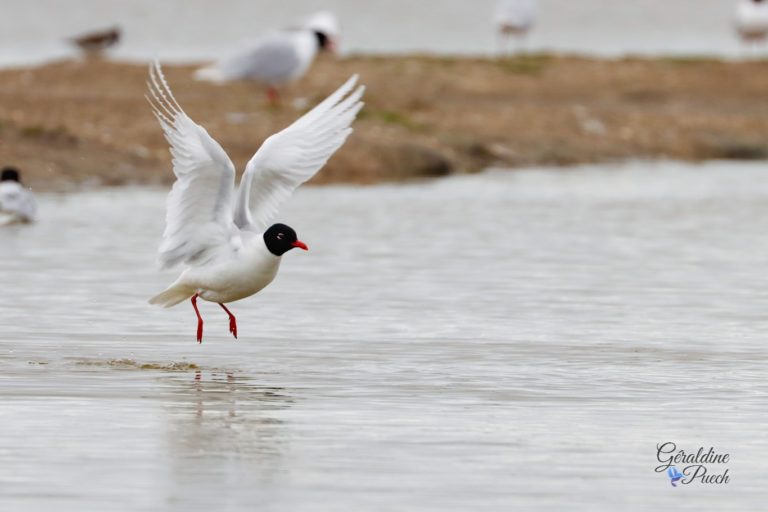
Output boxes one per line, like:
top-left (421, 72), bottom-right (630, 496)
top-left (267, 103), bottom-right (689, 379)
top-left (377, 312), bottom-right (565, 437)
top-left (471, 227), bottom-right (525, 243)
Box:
top-left (147, 60), bottom-right (239, 268)
top-left (233, 75), bottom-right (364, 232)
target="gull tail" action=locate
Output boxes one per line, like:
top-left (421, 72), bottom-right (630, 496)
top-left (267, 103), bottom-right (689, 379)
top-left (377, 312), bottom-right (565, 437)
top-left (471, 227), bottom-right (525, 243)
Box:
top-left (149, 284), bottom-right (195, 308)
top-left (194, 65), bottom-right (226, 83)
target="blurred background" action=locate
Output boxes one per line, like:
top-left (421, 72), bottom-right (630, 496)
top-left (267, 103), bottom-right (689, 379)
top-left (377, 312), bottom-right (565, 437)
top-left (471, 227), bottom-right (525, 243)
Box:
top-left (0, 0), bottom-right (759, 67)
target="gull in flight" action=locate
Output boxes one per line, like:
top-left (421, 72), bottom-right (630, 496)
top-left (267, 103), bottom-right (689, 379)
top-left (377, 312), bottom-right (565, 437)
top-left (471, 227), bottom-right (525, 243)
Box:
top-left (146, 61), bottom-right (364, 342)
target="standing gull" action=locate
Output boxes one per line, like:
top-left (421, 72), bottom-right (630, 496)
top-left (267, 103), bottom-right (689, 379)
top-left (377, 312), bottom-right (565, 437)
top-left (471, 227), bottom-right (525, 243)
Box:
top-left (146, 61), bottom-right (364, 342)
top-left (195, 11), bottom-right (340, 104)
top-left (70, 26), bottom-right (121, 57)
top-left (735, 0), bottom-right (768, 52)
top-left (494, 0), bottom-right (537, 55)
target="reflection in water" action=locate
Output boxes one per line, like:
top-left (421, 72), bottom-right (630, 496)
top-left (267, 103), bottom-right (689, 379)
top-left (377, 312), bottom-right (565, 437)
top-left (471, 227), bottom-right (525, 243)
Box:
top-left (163, 371), bottom-right (294, 503)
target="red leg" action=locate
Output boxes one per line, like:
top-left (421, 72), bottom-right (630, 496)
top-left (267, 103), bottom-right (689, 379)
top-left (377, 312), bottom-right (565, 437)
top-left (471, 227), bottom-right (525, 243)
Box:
top-left (191, 293), bottom-right (204, 343)
top-left (266, 86), bottom-right (279, 106)
top-left (219, 303), bottom-right (237, 339)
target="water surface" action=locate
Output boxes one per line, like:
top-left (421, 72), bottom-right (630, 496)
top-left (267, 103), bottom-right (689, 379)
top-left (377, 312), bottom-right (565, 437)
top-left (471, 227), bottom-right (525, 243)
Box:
top-left (1, 160), bottom-right (767, 510)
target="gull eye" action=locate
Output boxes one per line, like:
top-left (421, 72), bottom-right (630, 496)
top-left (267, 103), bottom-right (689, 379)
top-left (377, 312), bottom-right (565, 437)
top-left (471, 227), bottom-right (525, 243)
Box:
top-left (276, 233), bottom-right (284, 240)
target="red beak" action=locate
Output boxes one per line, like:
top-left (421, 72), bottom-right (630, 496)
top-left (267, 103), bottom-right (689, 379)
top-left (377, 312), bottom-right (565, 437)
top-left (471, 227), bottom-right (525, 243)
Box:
top-left (291, 240), bottom-right (308, 251)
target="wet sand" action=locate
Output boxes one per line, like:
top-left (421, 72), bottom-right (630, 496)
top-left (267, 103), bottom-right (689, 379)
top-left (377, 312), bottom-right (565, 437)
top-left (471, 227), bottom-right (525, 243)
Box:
top-left (2, 55), bottom-right (768, 190)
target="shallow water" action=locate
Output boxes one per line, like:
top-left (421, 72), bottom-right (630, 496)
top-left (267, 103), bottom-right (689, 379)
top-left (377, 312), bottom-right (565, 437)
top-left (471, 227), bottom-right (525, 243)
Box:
top-left (0, 0), bottom-right (757, 67)
top-left (1, 160), bottom-right (767, 510)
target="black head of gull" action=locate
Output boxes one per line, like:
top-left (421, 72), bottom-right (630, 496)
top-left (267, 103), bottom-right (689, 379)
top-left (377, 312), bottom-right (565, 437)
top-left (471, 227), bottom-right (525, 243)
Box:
top-left (264, 223), bottom-right (309, 256)
top-left (1, 167), bottom-right (20, 182)
top-left (314, 31), bottom-right (336, 52)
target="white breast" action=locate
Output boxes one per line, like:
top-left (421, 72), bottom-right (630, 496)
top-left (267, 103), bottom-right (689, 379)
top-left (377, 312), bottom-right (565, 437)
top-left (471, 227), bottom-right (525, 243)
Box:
top-left (0, 182), bottom-right (36, 223)
top-left (736, 1), bottom-right (768, 39)
top-left (182, 240), bottom-right (282, 303)
top-left (495, 0), bottom-right (536, 33)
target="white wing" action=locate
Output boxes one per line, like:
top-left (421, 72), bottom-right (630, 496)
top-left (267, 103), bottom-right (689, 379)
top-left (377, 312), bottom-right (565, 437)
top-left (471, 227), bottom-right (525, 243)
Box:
top-left (233, 75), bottom-right (364, 232)
top-left (147, 61), bottom-right (239, 269)
top-left (203, 31), bottom-right (313, 85)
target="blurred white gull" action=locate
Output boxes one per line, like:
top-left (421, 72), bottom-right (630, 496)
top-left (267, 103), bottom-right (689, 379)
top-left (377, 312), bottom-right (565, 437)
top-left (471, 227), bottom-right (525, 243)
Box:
top-left (735, 0), bottom-right (768, 49)
top-left (0, 167), bottom-right (36, 225)
top-left (494, 0), bottom-right (537, 55)
top-left (147, 61), bottom-right (364, 342)
top-left (195, 11), bottom-right (340, 104)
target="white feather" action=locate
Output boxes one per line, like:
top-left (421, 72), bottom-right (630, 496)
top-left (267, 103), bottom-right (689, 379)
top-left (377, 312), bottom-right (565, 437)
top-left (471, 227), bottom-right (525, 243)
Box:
top-left (494, 0), bottom-right (537, 33)
top-left (736, 0), bottom-right (768, 41)
top-left (147, 61), bottom-right (363, 271)
top-left (0, 181), bottom-right (36, 223)
top-left (233, 75), bottom-right (365, 232)
top-left (146, 60), bottom-right (240, 269)
top-left (195, 30), bottom-right (316, 86)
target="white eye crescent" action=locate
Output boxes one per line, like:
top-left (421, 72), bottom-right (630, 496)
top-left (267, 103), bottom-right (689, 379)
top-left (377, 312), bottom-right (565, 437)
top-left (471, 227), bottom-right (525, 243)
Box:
top-left (276, 233), bottom-right (284, 240)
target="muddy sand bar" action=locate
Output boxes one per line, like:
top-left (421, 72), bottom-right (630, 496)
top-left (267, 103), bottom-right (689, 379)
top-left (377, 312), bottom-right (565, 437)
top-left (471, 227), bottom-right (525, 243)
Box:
top-left (2, 54), bottom-right (768, 190)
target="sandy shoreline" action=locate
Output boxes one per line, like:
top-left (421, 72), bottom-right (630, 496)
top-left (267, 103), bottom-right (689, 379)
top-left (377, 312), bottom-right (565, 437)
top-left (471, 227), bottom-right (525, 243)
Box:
top-left (1, 54), bottom-right (768, 191)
